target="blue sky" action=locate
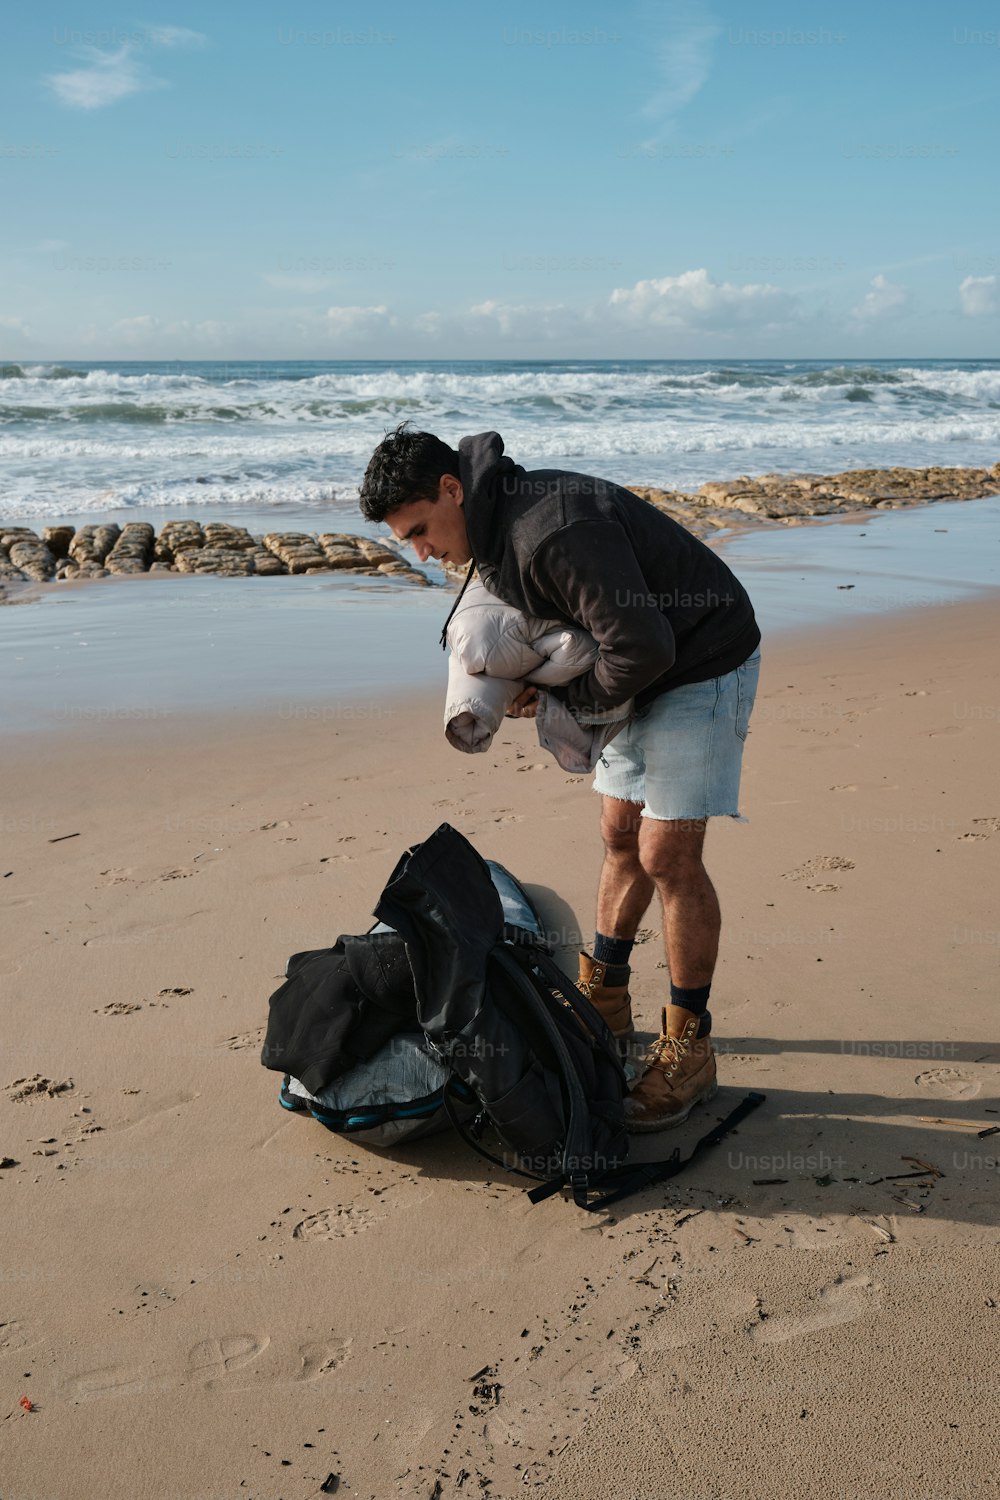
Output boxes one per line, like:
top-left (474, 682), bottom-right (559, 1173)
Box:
top-left (3, 0), bottom-right (999, 358)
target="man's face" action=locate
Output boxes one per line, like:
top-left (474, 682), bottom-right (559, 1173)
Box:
top-left (386, 474), bottom-right (471, 566)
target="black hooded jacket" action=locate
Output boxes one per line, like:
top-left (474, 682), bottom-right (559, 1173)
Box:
top-left (458, 431), bottom-right (761, 712)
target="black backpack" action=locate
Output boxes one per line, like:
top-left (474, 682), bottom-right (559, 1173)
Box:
top-left (374, 824), bottom-right (764, 1211)
top-left (264, 823), bottom-right (763, 1210)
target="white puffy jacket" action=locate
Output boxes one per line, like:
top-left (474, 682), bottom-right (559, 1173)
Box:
top-left (444, 577), bottom-right (631, 773)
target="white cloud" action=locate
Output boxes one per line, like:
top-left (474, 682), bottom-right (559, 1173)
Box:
top-left (467, 299), bottom-right (579, 339)
top-left (44, 25), bottom-right (206, 110)
top-left (113, 314), bottom-right (159, 334)
top-left (641, 0), bottom-right (722, 126)
top-left (850, 273), bottom-right (909, 321)
top-left (39, 239), bottom-right (69, 254)
top-left (324, 305), bottom-right (396, 340)
top-left (46, 44), bottom-right (156, 109)
top-left (0, 315), bottom-right (31, 339)
top-left (959, 274), bottom-right (998, 317)
top-left (609, 268), bottom-right (795, 330)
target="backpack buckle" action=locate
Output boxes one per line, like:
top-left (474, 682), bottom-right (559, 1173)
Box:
top-left (569, 1170), bottom-right (591, 1208)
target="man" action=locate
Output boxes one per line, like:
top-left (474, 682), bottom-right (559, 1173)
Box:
top-left (359, 424), bottom-right (761, 1132)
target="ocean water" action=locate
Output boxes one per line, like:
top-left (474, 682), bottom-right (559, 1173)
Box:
top-left (2, 357), bottom-right (999, 528)
top-left (4, 357), bottom-right (999, 736)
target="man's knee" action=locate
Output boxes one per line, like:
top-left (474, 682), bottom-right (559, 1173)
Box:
top-left (637, 820), bottom-right (707, 886)
top-left (600, 797), bottom-right (644, 855)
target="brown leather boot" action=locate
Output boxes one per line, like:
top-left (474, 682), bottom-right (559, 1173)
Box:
top-left (624, 1004), bottom-right (717, 1132)
top-left (576, 951), bottom-right (635, 1042)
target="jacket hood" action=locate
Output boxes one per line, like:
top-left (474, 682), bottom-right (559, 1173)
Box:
top-left (458, 431), bottom-right (522, 563)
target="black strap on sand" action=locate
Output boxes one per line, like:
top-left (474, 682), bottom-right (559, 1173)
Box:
top-left (439, 560), bottom-right (477, 649)
top-left (528, 1090), bottom-right (767, 1212)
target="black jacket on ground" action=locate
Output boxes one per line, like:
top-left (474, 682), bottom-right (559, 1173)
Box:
top-left (458, 431), bottom-right (761, 712)
top-left (261, 931), bottom-right (417, 1096)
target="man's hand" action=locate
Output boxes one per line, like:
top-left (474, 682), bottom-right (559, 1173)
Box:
top-left (505, 686), bottom-right (540, 720)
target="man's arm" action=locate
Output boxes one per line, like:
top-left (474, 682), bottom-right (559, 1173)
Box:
top-left (528, 519), bottom-right (676, 711)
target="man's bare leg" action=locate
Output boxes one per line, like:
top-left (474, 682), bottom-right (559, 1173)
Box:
top-left (623, 816), bottom-right (721, 1129)
top-left (637, 817), bottom-right (719, 987)
top-left (595, 796), bottom-right (654, 941)
top-left (573, 797), bottom-right (654, 1043)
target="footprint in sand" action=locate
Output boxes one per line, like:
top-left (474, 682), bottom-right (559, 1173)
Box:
top-left (99, 867), bottom-right (135, 885)
top-left (83, 911), bottom-right (211, 946)
top-left (60, 1331), bottom-right (349, 1405)
top-left (4, 1074), bottom-right (74, 1103)
top-left (188, 1333), bottom-right (271, 1386)
top-left (115, 1090), bottom-right (200, 1132)
top-left (222, 1027), bottom-right (265, 1051)
top-left (292, 1205), bottom-right (378, 1240)
top-left (515, 763), bottom-right (549, 772)
top-left (297, 1336), bottom-right (352, 1380)
top-left (61, 1362), bottom-right (165, 1403)
top-left (829, 784), bottom-right (858, 793)
top-left (914, 1066), bottom-right (980, 1100)
top-left (783, 855), bottom-right (855, 883)
top-left (958, 817), bottom-right (1000, 842)
top-left (94, 1001), bottom-right (143, 1016)
top-left (158, 867), bottom-right (198, 881)
top-left (750, 1273), bottom-right (881, 1344)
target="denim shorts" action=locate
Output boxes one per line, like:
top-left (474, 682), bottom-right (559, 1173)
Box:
top-left (592, 650), bottom-right (761, 821)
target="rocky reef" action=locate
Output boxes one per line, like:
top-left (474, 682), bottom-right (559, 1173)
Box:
top-left (626, 460), bottom-right (1000, 537)
top-left (2, 462), bottom-right (998, 589)
top-left (0, 522), bottom-right (428, 586)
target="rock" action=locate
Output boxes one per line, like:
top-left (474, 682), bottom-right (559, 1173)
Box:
top-left (625, 486), bottom-right (731, 538)
top-left (356, 538), bottom-right (404, 568)
top-left (318, 535), bottom-right (373, 569)
top-left (43, 525), bottom-right (75, 558)
top-left (202, 522), bottom-right (257, 551)
top-left (0, 558), bottom-right (27, 582)
top-left (9, 539), bottom-right (56, 581)
top-left (69, 523), bottom-right (122, 567)
top-left (175, 548), bottom-right (255, 576)
top-left (106, 522), bottom-right (155, 574)
top-left (1, 527), bottom-right (40, 553)
top-left (249, 546), bottom-right (286, 576)
top-left (155, 521), bottom-right (204, 562)
top-left (263, 532), bottom-right (328, 573)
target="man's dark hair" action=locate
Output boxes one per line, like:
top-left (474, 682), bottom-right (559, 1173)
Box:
top-left (358, 422), bottom-right (461, 522)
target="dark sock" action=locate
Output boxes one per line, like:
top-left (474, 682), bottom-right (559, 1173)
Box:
top-left (670, 982), bottom-right (712, 1038)
top-left (593, 932), bottom-right (633, 969)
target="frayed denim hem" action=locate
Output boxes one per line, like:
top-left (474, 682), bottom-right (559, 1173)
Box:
top-left (639, 807), bottom-right (750, 823)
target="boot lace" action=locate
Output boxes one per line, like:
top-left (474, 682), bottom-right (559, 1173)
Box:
top-left (645, 1030), bottom-right (691, 1080)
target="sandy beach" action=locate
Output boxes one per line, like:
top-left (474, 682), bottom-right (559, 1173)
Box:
top-left (2, 588), bottom-right (999, 1499)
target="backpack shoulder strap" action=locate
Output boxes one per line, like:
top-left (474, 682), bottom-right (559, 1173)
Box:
top-left (532, 1090), bottom-right (766, 1212)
